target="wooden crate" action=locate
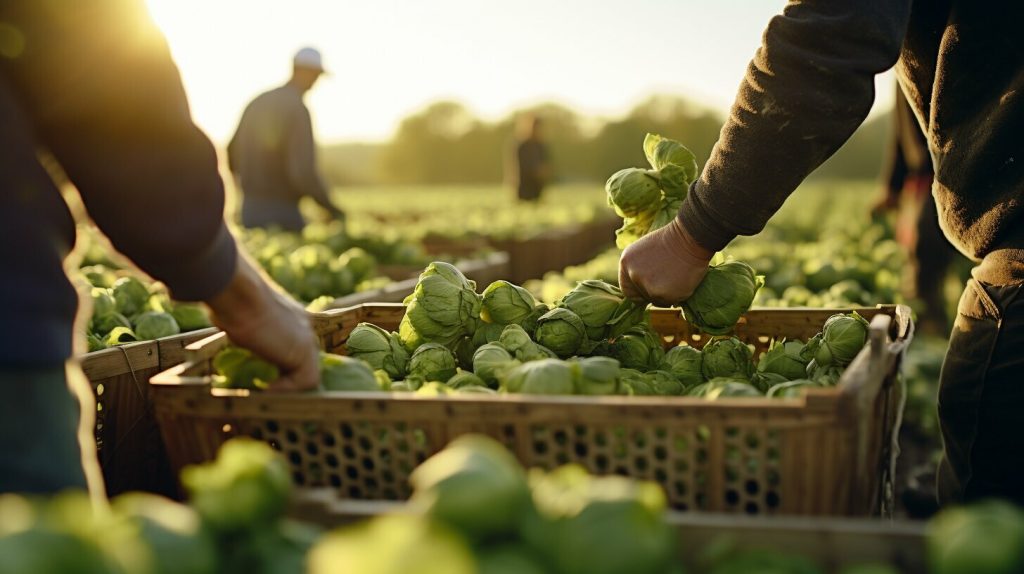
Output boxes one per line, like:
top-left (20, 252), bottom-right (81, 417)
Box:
top-left (151, 304), bottom-right (912, 517)
top-left (288, 491), bottom-right (929, 573)
top-left (79, 328), bottom-right (216, 496)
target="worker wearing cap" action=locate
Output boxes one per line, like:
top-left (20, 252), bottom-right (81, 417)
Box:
top-left (228, 47), bottom-right (345, 231)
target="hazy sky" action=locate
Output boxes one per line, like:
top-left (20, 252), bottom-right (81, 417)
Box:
top-left (146, 0), bottom-right (896, 144)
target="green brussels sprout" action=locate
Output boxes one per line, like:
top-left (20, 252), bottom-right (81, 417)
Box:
top-left (828, 279), bottom-right (866, 305)
top-left (558, 280), bottom-right (645, 341)
top-left (305, 295), bottom-right (336, 313)
top-left (644, 133), bottom-right (698, 179)
top-left (80, 264), bottom-right (117, 288)
top-left (807, 360), bottom-right (845, 386)
top-left (408, 343), bottom-right (458, 382)
top-left (767, 379), bottom-right (820, 399)
top-left (471, 321), bottom-right (506, 349)
top-left (570, 356), bottom-right (621, 395)
top-left (169, 303), bottom-right (212, 331)
top-left (320, 352), bottom-right (381, 391)
top-left (499, 324), bottom-right (556, 362)
top-left (620, 368), bottom-right (657, 396)
top-left (0, 496), bottom-right (121, 574)
top-left (90, 287), bottom-right (116, 318)
top-left (647, 198), bottom-right (683, 235)
top-left (337, 247), bottom-right (377, 282)
top-left (213, 347), bottom-right (279, 390)
top-left (604, 167), bottom-right (663, 218)
top-left (446, 371), bottom-right (488, 390)
top-left (608, 325), bottom-right (665, 371)
top-left (927, 500), bottom-right (1024, 574)
top-left (682, 260), bottom-right (764, 335)
top-left (86, 332), bottom-right (108, 353)
top-left (757, 339), bottom-right (810, 380)
top-left (642, 369), bottom-right (686, 396)
top-left (473, 343), bottom-right (520, 387)
top-left (108, 493), bottom-right (218, 574)
top-left (388, 380), bottom-right (416, 392)
top-left (701, 337), bottom-right (754, 380)
top-left (181, 438), bottom-right (291, 533)
top-left (347, 323), bottom-right (410, 380)
top-left (502, 359), bottom-right (575, 395)
top-left (133, 311), bottom-right (181, 341)
top-left (752, 371), bottom-right (789, 393)
top-left (454, 337), bottom-right (477, 371)
top-left (519, 303), bottom-right (552, 337)
top-left (476, 544), bottom-right (548, 574)
top-left (706, 548), bottom-right (823, 574)
top-left (309, 514), bottom-right (476, 574)
top-left (689, 377), bottom-right (761, 399)
top-left (660, 346), bottom-right (704, 387)
top-left (524, 464), bottom-right (675, 574)
top-left (615, 214), bottom-right (654, 249)
top-left (456, 386), bottom-right (498, 396)
top-left (399, 262), bottom-right (482, 351)
top-left (105, 326), bottom-right (138, 347)
top-left (814, 312), bottom-right (869, 367)
top-left (481, 280), bottom-right (538, 325)
top-left (410, 435), bottom-right (532, 540)
top-left (112, 276), bottom-right (150, 318)
top-left (534, 308), bottom-right (587, 358)
top-left (92, 311), bottom-right (132, 336)
top-left (415, 382), bottom-right (452, 396)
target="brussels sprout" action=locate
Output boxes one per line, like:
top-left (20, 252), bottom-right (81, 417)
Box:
top-left (502, 359), bottom-right (575, 395)
top-left (691, 378), bottom-right (762, 400)
top-left (605, 167), bottom-right (663, 218)
top-left (90, 287), bottom-right (116, 318)
top-left (558, 280), bottom-right (646, 341)
top-left (620, 368), bottom-right (657, 396)
top-left (388, 380), bottom-right (416, 392)
top-left (320, 352), bottom-right (381, 391)
top-left (681, 260), bottom-right (764, 335)
top-left (181, 438), bottom-right (291, 533)
top-left (112, 276), bottom-right (150, 318)
top-left (570, 356), bottom-right (621, 395)
top-left (106, 326), bottom-right (138, 347)
top-left (446, 372), bottom-right (488, 390)
top-left (647, 198), bottom-right (683, 235)
top-left (86, 332), bottom-right (108, 352)
top-left (213, 347), bottom-right (279, 390)
top-left (454, 336), bottom-right (477, 371)
top-left (0, 509), bottom-right (121, 574)
top-left (520, 303), bottom-right (552, 337)
top-left (108, 493), bottom-right (218, 574)
top-left (645, 369), bottom-right (687, 396)
top-left (752, 371), bottom-right (789, 393)
top-left (767, 379), bottom-right (819, 399)
top-left (415, 382), bottom-right (452, 396)
top-left (337, 247), bottom-right (377, 282)
top-left (81, 264), bottom-right (118, 288)
top-left (608, 325), bottom-right (665, 371)
top-left (471, 321), bottom-right (506, 348)
top-left (814, 312), bottom-right (869, 367)
top-left (309, 514), bottom-right (476, 574)
top-left (305, 295), bottom-right (336, 313)
top-left (524, 464), bottom-right (675, 574)
top-left (644, 133), bottom-right (698, 178)
top-left (807, 360), bottom-right (845, 386)
top-left (615, 214), bottom-right (654, 249)
top-left (927, 500), bottom-right (1024, 574)
top-left (133, 311), bottom-right (181, 341)
top-left (347, 323), bottom-right (410, 380)
top-left (473, 343), bottom-right (520, 387)
top-left (456, 386), bottom-right (498, 396)
top-left (499, 324), bottom-right (556, 362)
top-left (476, 544), bottom-right (548, 574)
top-left (706, 548), bottom-right (823, 574)
top-left (701, 337), bottom-right (755, 380)
top-left (410, 435), bottom-right (532, 540)
top-left (660, 346), bottom-right (704, 387)
top-left (169, 303), bottom-right (212, 331)
top-left (481, 280), bottom-right (538, 325)
top-left (534, 308), bottom-right (587, 358)
top-left (757, 339), bottom-right (810, 380)
top-left (828, 279), bottom-right (866, 305)
top-left (408, 343), bottom-right (458, 383)
top-left (92, 311), bottom-right (132, 336)
top-left (399, 262), bottom-right (482, 351)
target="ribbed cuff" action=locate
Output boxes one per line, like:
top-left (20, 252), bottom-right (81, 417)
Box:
top-left (160, 224), bottom-right (239, 302)
top-left (676, 182), bottom-right (738, 253)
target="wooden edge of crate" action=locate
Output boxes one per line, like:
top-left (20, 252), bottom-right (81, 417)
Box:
top-left (156, 328), bottom-right (220, 370)
top-left (80, 340), bottom-right (160, 380)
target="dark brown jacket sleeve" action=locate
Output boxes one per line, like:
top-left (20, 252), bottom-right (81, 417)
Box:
top-left (678, 0), bottom-right (913, 251)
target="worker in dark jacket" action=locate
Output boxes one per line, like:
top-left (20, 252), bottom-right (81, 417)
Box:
top-left (872, 86), bottom-right (963, 336)
top-left (228, 47), bottom-right (345, 231)
top-left (510, 115), bottom-right (551, 202)
top-left (619, 1), bottom-right (1024, 505)
top-left (0, 2), bottom-right (321, 496)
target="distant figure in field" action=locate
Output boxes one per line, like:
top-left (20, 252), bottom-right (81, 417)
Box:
top-left (872, 86), bottom-right (962, 335)
top-left (510, 115), bottom-right (551, 202)
top-left (228, 47), bottom-right (345, 231)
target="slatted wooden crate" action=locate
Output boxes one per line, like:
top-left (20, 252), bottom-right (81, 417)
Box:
top-left (151, 303), bottom-right (912, 516)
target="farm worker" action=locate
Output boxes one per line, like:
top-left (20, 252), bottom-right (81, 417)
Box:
top-left (619, 1), bottom-right (1024, 506)
top-left (871, 85), bottom-right (964, 337)
top-left (509, 114), bottom-right (552, 202)
top-left (228, 47), bottom-right (345, 231)
top-left (0, 2), bottom-right (321, 497)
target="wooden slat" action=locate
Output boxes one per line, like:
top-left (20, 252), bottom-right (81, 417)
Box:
top-left (80, 340), bottom-right (159, 379)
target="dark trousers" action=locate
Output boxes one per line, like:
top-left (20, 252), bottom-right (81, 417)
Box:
top-left (937, 279), bottom-right (1024, 505)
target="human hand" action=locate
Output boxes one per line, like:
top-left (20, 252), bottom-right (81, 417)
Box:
top-left (205, 254), bottom-right (321, 392)
top-left (618, 218), bottom-right (714, 307)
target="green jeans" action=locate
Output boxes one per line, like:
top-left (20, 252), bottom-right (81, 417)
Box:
top-left (0, 364), bottom-right (96, 494)
top-left (937, 279), bottom-right (1024, 505)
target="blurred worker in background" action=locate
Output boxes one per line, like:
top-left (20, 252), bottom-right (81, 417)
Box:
top-left (619, 2), bottom-right (1024, 506)
top-left (228, 47), bottom-right (345, 231)
top-left (871, 86), bottom-right (963, 336)
top-left (0, 2), bottom-right (320, 497)
top-left (509, 114), bottom-right (551, 202)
